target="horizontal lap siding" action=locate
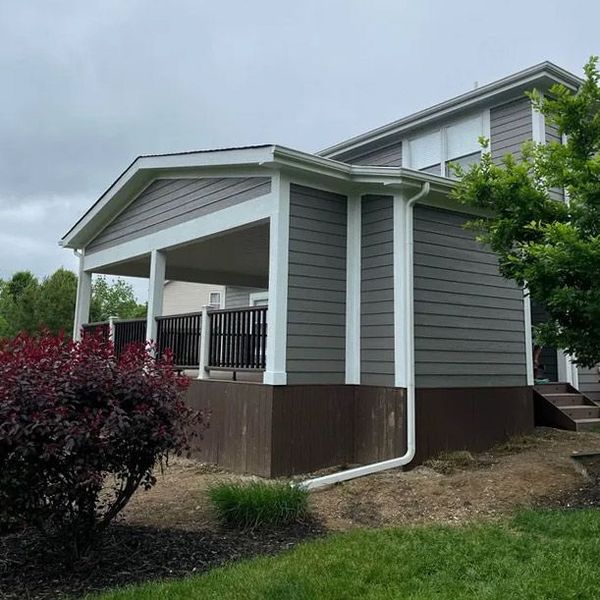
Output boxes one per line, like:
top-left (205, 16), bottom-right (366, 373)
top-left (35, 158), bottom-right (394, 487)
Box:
top-left (491, 97), bottom-right (532, 162)
top-left (87, 177), bottom-right (271, 251)
top-left (578, 366), bottom-right (600, 402)
top-left (546, 121), bottom-right (565, 201)
top-left (335, 139), bottom-right (403, 167)
top-left (361, 195), bottom-right (394, 386)
top-left (414, 206), bottom-right (527, 388)
top-left (286, 184), bottom-right (347, 384)
top-left (225, 286), bottom-right (267, 308)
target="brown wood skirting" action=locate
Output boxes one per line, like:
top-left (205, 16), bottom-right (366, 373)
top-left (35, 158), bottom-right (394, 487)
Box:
top-left (185, 381), bottom-right (533, 477)
top-left (414, 386), bottom-right (534, 464)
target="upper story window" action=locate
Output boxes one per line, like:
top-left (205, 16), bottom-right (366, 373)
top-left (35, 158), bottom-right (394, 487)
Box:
top-left (407, 113), bottom-right (485, 178)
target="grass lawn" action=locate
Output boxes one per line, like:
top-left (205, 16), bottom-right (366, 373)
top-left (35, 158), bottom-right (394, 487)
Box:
top-left (90, 508), bottom-right (600, 600)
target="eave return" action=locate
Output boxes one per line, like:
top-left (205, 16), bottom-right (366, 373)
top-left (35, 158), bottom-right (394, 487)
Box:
top-left (534, 383), bottom-right (600, 431)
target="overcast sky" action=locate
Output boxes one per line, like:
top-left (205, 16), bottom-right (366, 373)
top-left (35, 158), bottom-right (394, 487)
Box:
top-left (0, 0), bottom-right (596, 299)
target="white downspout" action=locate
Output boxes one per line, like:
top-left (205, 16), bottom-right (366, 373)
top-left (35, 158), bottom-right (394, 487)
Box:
top-left (301, 182), bottom-right (430, 490)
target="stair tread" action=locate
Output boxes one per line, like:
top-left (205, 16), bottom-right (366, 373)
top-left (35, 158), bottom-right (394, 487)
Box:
top-left (563, 405), bottom-right (597, 409)
top-left (574, 418), bottom-right (600, 423)
top-left (543, 393), bottom-right (582, 397)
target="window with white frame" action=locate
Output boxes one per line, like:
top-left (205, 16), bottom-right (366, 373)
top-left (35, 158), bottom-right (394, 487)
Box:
top-left (407, 113), bottom-right (484, 178)
top-left (209, 291), bottom-right (222, 308)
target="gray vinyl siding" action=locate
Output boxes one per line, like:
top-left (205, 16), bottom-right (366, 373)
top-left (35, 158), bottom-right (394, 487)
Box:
top-left (286, 184), bottom-right (347, 384)
top-left (361, 195), bottom-right (394, 386)
top-left (578, 365), bottom-right (600, 402)
top-left (335, 138), bottom-right (403, 167)
top-left (413, 206), bottom-right (527, 388)
top-left (87, 177), bottom-right (271, 252)
top-left (546, 121), bottom-right (565, 201)
top-left (224, 286), bottom-right (267, 308)
top-left (490, 97), bottom-right (532, 162)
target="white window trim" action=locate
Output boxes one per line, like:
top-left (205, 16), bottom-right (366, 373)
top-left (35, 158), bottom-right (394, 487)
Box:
top-left (208, 290), bottom-right (222, 308)
top-left (249, 291), bottom-right (269, 306)
top-left (405, 110), bottom-right (486, 176)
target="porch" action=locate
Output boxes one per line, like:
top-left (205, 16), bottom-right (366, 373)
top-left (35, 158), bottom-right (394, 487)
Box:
top-left (83, 305), bottom-right (268, 380)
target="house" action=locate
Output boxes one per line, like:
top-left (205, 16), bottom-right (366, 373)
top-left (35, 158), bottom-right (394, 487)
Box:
top-left (163, 280), bottom-right (224, 315)
top-left (62, 61), bottom-right (598, 479)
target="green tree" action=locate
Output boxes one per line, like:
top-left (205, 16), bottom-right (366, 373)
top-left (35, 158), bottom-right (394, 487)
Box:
top-left (452, 56), bottom-right (600, 367)
top-left (0, 271), bottom-right (40, 337)
top-left (90, 276), bottom-right (146, 322)
top-left (36, 268), bottom-right (78, 335)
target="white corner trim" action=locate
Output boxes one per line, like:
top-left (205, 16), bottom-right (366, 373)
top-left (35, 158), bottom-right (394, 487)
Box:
top-left (146, 249), bottom-right (166, 342)
top-left (482, 108), bottom-right (491, 155)
top-left (263, 173), bottom-right (290, 385)
top-left (531, 94), bottom-right (546, 144)
top-left (82, 192), bottom-right (274, 271)
top-left (523, 287), bottom-right (534, 385)
top-left (393, 191), bottom-right (408, 388)
top-left (345, 193), bottom-right (361, 384)
top-left (73, 251), bottom-right (92, 340)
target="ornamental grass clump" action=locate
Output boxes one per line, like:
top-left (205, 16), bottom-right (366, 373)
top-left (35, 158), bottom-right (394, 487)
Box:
top-left (209, 480), bottom-right (309, 529)
top-left (0, 331), bottom-right (203, 561)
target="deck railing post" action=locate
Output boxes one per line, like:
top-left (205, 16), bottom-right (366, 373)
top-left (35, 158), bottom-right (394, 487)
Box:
top-left (197, 305), bottom-right (211, 380)
top-left (108, 316), bottom-right (117, 343)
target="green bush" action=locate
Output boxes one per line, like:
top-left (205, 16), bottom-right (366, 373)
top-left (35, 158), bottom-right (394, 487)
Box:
top-left (208, 481), bottom-right (309, 529)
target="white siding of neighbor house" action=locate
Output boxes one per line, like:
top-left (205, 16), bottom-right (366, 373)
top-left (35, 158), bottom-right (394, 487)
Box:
top-left (224, 286), bottom-right (267, 308)
top-left (578, 365), bottom-right (600, 402)
top-left (162, 281), bottom-right (225, 315)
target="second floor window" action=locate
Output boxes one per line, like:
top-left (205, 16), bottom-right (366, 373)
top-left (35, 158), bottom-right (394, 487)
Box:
top-left (209, 291), bottom-right (222, 308)
top-left (407, 113), bottom-right (484, 177)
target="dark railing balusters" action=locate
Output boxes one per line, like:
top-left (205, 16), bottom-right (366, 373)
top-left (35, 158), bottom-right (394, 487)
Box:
top-left (207, 306), bottom-right (267, 371)
top-left (155, 312), bottom-right (202, 369)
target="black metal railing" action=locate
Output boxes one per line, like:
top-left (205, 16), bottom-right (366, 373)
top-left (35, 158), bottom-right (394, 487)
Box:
top-left (208, 306), bottom-right (267, 370)
top-left (113, 318), bottom-right (147, 356)
top-left (81, 321), bottom-right (110, 341)
top-left (156, 312), bottom-right (202, 368)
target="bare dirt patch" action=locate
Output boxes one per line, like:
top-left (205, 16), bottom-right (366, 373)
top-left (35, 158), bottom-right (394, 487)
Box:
top-left (311, 427), bottom-right (600, 529)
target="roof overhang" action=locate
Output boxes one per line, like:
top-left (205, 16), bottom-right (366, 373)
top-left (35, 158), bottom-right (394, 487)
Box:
top-left (319, 61), bottom-right (583, 159)
top-left (60, 144), bottom-right (455, 250)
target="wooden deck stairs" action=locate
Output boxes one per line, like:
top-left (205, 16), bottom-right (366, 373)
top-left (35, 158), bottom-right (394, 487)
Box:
top-left (534, 383), bottom-right (600, 432)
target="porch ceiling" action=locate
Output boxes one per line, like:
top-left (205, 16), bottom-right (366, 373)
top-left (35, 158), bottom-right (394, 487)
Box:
top-left (95, 222), bottom-right (270, 288)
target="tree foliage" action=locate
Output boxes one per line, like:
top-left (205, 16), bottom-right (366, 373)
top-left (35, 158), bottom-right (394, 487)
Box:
top-left (452, 56), bottom-right (600, 367)
top-left (0, 270), bottom-right (146, 339)
top-left (0, 332), bottom-right (201, 560)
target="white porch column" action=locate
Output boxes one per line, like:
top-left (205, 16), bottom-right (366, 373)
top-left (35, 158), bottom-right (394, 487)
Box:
top-left (557, 350), bottom-right (579, 387)
top-left (263, 173), bottom-right (290, 385)
top-left (197, 305), bottom-right (211, 380)
top-left (146, 249), bottom-right (166, 342)
top-left (523, 288), bottom-right (534, 385)
top-left (73, 252), bottom-right (92, 341)
top-left (393, 191), bottom-right (409, 388)
top-left (345, 193), bottom-right (361, 384)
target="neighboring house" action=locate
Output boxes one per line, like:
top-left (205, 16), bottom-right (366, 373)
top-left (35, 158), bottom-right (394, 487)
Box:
top-left (162, 280), bottom-right (224, 315)
top-left (64, 61), bottom-right (596, 478)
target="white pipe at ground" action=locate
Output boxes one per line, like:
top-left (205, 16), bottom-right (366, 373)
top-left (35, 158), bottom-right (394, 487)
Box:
top-left (300, 182), bottom-right (430, 491)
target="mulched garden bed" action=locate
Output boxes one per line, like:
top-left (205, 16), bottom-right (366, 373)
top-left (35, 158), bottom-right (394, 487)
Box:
top-left (0, 520), bottom-right (323, 600)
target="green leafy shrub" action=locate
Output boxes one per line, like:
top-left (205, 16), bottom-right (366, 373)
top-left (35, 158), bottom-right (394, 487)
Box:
top-left (208, 481), bottom-right (309, 529)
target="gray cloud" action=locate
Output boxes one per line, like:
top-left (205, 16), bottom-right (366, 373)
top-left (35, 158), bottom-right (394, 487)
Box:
top-left (0, 0), bottom-right (596, 297)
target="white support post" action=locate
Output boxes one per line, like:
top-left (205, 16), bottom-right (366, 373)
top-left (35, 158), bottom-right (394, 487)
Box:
top-left (523, 288), bottom-right (534, 385)
top-left (345, 193), bottom-right (361, 384)
top-left (73, 252), bottom-right (92, 341)
top-left (263, 173), bottom-right (290, 385)
top-left (197, 305), bottom-right (211, 380)
top-left (108, 316), bottom-right (117, 342)
top-left (393, 192), bottom-right (408, 388)
top-left (146, 249), bottom-right (166, 342)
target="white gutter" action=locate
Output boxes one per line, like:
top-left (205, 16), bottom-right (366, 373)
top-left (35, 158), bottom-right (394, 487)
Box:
top-left (301, 182), bottom-right (431, 490)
